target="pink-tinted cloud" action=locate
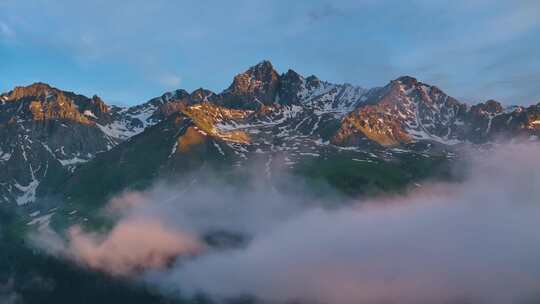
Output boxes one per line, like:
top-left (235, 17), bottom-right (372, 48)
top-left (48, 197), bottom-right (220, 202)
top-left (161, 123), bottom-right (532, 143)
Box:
top-left (30, 142), bottom-right (540, 303)
top-left (66, 219), bottom-right (205, 276)
top-left (149, 142), bottom-right (540, 304)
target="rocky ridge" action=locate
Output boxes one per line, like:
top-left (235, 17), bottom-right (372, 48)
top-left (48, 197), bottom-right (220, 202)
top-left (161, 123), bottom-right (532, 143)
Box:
top-left (1, 61), bottom-right (539, 206)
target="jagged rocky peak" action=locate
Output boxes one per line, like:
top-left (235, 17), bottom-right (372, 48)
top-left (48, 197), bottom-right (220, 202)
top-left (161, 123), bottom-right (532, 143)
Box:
top-left (5, 82), bottom-right (57, 101)
top-left (333, 75), bottom-right (470, 147)
top-left (157, 89), bottom-right (191, 105)
top-left (470, 99), bottom-right (504, 115)
top-left (148, 87), bottom-right (216, 109)
top-left (305, 75), bottom-right (321, 90)
top-left (0, 83), bottom-right (127, 205)
top-left (282, 69), bottom-right (303, 82)
top-left (0, 82), bottom-right (118, 125)
top-left (74, 94), bottom-right (111, 123)
top-left (389, 75), bottom-right (428, 96)
top-left (190, 88), bottom-right (215, 103)
top-left (143, 89), bottom-right (190, 120)
top-left (229, 60), bottom-right (279, 91)
top-left (394, 75), bottom-right (418, 86)
top-left (90, 95), bottom-right (109, 114)
top-left (222, 60), bottom-right (280, 108)
top-left (278, 69), bottom-right (305, 105)
top-left (147, 88), bottom-right (219, 119)
top-left (245, 60), bottom-right (279, 80)
top-left (386, 75), bottom-right (464, 109)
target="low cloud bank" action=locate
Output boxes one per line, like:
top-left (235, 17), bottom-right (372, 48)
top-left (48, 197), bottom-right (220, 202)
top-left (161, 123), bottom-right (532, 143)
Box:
top-left (66, 219), bottom-right (204, 276)
top-left (31, 217), bottom-right (205, 276)
top-left (33, 143), bottom-right (540, 303)
top-left (31, 172), bottom-right (311, 276)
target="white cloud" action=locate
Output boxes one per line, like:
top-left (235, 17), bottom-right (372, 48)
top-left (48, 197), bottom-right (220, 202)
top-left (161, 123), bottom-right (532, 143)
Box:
top-left (0, 21), bottom-right (15, 39)
top-left (154, 143), bottom-right (540, 304)
top-left (157, 73), bottom-right (182, 88)
top-left (30, 142), bottom-right (540, 304)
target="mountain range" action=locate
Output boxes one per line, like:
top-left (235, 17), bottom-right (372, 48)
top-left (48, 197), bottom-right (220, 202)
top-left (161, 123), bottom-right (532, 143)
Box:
top-left (1, 60), bottom-right (539, 210)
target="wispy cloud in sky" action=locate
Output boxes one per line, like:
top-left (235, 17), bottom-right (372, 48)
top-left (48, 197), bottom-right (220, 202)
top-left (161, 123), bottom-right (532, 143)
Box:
top-left (0, 22), bottom-right (14, 39)
top-left (0, 0), bottom-right (538, 105)
top-left (157, 73), bottom-right (182, 89)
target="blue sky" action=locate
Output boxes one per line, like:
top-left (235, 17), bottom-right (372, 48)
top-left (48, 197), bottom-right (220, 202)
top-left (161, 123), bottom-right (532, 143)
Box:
top-left (1, 0), bottom-right (539, 106)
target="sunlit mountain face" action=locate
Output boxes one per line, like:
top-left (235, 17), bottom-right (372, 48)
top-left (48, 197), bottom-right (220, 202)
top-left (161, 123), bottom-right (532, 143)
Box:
top-left (2, 1), bottom-right (540, 303)
top-left (1, 60), bottom-right (539, 304)
top-left (2, 61), bottom-right (538, 207)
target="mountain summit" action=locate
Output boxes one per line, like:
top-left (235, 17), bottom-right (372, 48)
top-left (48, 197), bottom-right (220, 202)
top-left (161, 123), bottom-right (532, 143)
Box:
top-left (221, 60), bottom-right (280, 108)
top-left (1, 61), bottom-right (539, 205)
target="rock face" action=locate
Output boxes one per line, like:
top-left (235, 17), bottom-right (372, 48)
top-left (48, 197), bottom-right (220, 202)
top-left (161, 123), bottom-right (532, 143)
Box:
top-left (1, 60), bottom-right (539, 205)
top-left (0, 83), bottom-right (166, 204)
top-left (332, 77), bottom-right (538, 146)
top-left (214, 61), bottom-right (367, 113)
top-left (220, 61), bottom-right (281, 109)
top-left (0, 84), bottom-right (108, 205)
top-left (333, 76), bottom-right (467, 146)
